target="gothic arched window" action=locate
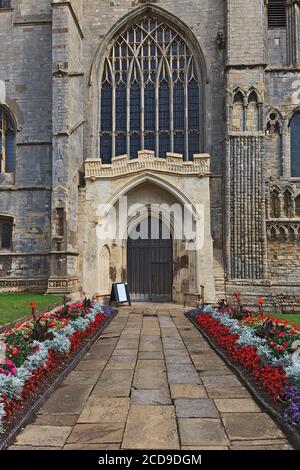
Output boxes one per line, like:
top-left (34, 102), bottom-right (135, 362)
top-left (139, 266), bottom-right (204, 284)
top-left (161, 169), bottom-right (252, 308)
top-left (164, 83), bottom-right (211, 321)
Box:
top-left (290, 113), bottom-right (300, 177)
top-left (100, 16), bottom-right (201, 162)
top-left (0, 106), bottom-right (15, 174)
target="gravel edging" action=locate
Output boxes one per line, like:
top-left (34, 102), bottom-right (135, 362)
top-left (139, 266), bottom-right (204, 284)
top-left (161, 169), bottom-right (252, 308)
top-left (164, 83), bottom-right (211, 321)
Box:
top-left (185, 312), bottom-right (300, 451)
top-left (0, 310), bottom-right (117, 450)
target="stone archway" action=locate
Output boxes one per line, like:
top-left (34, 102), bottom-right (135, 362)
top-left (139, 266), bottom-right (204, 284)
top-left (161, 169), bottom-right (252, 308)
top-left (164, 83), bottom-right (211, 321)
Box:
top-left (127, 215), bottom-right (173, 302)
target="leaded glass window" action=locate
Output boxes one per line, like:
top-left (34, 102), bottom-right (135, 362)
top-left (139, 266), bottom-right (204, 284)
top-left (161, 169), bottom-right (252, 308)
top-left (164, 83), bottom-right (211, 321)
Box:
top-left (0, 106), bottom-right (15, 174)
top-left (100, 17), bottom-right (201, 162)
top-left (0, 1), bottom-right (11, 9)
top-left (291, 113), bottom-right (300, 177)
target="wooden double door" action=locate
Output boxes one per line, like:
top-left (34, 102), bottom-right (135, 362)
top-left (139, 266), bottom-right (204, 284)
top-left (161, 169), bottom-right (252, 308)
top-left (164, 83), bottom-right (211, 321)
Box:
top-left (127, 217), bottom-right (173, 302)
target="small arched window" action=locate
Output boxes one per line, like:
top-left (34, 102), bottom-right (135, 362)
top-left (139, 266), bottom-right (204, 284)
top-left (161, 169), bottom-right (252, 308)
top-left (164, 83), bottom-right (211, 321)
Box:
top-left (268, 0), bottom-right (286, 29)
top-left (0, 106), bottom-right (16, 174)
top-left (290, 113), bottom-right (300, 177)
top-left (0, 216), bottom-right (13, 250)
top-left (100, 16), bottom-right (201, 162)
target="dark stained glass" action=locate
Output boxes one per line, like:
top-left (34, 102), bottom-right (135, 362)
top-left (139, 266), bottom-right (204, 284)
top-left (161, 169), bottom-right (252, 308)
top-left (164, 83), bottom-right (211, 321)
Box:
top-left (144, 84), bottom-right (155, 131)
top-left (188, 134), bottom-right (199, 161)
top-left (116, 84), bottom-right (126, 131)
top-left (130, 134), bottom-right (140, 159)
top-left (116, 135), bottom-right (127, 156)
top-left (101, 82), bottom-right (112, 132)
top-left (173, 83), bottom-right (184, 130)
top-left (159, 134), bottom-right (169, 158)
top-left (174, 133), bottom-right (184, 155)
top-left (130, 82), bottom-right (141, 131)
top-left (5, 130), bottom-right (14, 172)
top-left (100, 135), bottom-right (112, 163)
top-left (159, 81), bottom-right (169, 131)
top-left (144, 134), bottom-right (155, 152)
top-left (188, 79), bottom-right (200, 130)
top-left (291, 114), bottom-right (300, 177)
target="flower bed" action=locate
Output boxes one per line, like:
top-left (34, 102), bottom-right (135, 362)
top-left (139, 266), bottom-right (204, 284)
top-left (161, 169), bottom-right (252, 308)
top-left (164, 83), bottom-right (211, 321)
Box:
top-left (0, 297), bottom-right (114, 436)
top-left (187, 300), bottom-right (300, 434)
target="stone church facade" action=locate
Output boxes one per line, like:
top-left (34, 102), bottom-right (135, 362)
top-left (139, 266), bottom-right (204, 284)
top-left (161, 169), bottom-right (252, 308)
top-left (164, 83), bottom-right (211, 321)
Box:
top-left (0, 0), bottom-right (299, 305)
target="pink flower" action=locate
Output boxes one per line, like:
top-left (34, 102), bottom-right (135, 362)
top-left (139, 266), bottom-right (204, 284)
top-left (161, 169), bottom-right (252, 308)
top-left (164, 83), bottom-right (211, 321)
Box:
top-left (6, 360), bottom-right (13, 367)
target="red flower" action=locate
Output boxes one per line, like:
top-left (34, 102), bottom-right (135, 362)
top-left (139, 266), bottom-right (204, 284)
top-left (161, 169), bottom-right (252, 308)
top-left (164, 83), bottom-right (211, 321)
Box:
top-left (12, 347), bottom-right (19, 356)
top-left (258, 297), bottom-right (264, 306)
top-left (195, 313), bottom-right (287, 400)
top-left (278, 332), bottom-right (285, 339)
top-left (29, 302), bottom-right (37, 313)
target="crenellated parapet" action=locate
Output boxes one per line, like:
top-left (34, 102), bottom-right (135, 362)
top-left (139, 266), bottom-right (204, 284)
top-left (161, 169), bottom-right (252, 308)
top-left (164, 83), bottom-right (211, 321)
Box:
top-left (84, 150), bottom-right (211, 180)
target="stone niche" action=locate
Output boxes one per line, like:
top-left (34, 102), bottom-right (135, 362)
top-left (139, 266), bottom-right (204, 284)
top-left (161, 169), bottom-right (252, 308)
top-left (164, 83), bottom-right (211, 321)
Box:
top-left (79, 150), bottom-right (215, 305)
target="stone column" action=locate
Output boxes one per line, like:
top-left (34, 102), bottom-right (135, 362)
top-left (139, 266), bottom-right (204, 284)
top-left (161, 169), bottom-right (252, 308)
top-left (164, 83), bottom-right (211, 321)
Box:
top-left (287, 0), bottom-right (300, 66)
top-left (48, 1), bottom-right (84, 294)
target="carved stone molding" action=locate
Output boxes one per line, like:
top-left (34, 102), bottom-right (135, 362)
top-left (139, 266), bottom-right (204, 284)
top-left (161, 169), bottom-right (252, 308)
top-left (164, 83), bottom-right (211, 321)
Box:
top-left (47, 277), bottom-right (79, 294)
top-left (0, 278), bottom-right (48, 292)
top-left (267, 221), bottom-right (300, 241)
top-left (84, 150), bottom-right (211, 180)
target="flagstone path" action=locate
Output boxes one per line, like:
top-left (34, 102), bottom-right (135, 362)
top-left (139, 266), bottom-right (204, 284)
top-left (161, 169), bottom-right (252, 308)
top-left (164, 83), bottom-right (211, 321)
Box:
top-left (9, 304), bottom-right (293, 450)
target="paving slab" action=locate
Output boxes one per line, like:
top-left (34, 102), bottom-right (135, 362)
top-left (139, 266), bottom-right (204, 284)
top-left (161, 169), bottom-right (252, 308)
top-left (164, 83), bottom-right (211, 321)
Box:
top-left (62, 370), bottom-right (102, 386)
top-left (75, 360), bottom-right (107, 372)
top-left (133, 367), bottom-right (168, 389)
top-left (170, 384), bottom-right (208, 399)
top-left (33, 414), bottom-right (79, 427)
top-left (93, 369), bottom-right (134, 397)
top-left (38, 385), bottom-right (93, 415)
top-left (67, 423), bottom-right (125, 444)
top-left (175, 399), bottom-right (219, 418)
top-left (14, 425), bottom-right (72, 447)
top-left (78, 397), bottom-right (130, 424)
top-left (167, 363), bottom-right (201, 384)
top-left (214, 398), bottom-right (261, 413)
top-left (202, 374), bottom-right (242, 388)
top-left (131, 389), bottom-right (172, 405)
top-left (206, 387), bottom-right (251, 399)
top-left (222, 413), bottom-right (285, 440)
top-left (138, 350), bottom-right (164, 359)
top-left (122, 405), bottom-right (179, 449)
top-left (178, 418), bottom-right (229, 446)
top-left (105, 355), bottom-right (137, 370)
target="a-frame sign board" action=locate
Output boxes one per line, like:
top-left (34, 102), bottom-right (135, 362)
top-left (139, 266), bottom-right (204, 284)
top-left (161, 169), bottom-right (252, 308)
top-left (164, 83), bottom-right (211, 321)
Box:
top-left (109, 283), bottom-right (131, 307)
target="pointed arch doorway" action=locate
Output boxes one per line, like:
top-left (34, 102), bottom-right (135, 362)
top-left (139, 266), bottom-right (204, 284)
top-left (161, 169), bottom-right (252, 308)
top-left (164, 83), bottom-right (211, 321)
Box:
top-left (127, 215), bottom-right (173, 302)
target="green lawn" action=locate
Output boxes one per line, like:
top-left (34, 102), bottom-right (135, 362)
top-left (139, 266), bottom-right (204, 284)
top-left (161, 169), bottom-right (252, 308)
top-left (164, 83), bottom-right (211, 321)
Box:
top-left (0, 293), bottom-right (64, 325)
top-left (269, 312), bottom-right (300, 328)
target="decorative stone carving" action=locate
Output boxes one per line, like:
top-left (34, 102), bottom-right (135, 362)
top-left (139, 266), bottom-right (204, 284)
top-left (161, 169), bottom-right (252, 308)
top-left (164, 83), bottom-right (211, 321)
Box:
top-left (53, 63), bottom-right (69, 78)
top-left (84, 150), bottom-right (210, 180)
top-left (266, 180), bottom-right (300, 219)
top-left (216, 30), bottom-right (226, 50)
top-left (47, 277), bottom-right (79, 294)
top-left (0, 279), bottom-right (48, 292)
top-left (267, 222), bottom-right (300, 241)
top-left (225, 136), bottom-right (266, 279)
